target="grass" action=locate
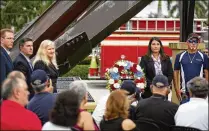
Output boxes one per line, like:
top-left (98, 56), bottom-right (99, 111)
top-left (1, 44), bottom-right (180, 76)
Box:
top-left (63, 65), bottom-right (89, 80)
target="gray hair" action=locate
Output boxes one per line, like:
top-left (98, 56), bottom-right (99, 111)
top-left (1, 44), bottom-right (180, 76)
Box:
top-left (7, 71), bottom-right (26, 80)
top-left (68, 81), bottom-right (88, 104)
top-left (1, 78), bottom-right (23, 99)
top-left (187, 77), bottom-right (208, 98)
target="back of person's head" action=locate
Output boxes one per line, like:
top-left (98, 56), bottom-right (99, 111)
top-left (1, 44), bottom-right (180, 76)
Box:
top-left (1, 77), bottom-right (29, 106)
top-left (187, 77), bottom-right (208, 98)
top-left (50, 90), bottom-right (79, 127)
top-left (68, 81), bottom-right (88, 105)
top-left (105, 90), bottom-right (129, 120)
top-left (7, 71), bottom-right (26, 80)
top-left (31, 69), bottom-right (51, 93)
top-left (151, 74), bottom-right (170, 95)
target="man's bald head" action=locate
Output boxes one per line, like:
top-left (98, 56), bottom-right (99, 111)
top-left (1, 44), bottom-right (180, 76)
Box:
top-left (7, 71), bottom-right (25, 80)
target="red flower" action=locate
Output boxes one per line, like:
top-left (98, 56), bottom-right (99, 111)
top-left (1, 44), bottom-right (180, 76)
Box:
top-left (130, 64), bottom-right (137, 73)
top-left (134, 77), bottom-right (145, 83)
top-left (118, 66), bottom-right (124, 73)
top-left (114, 80), bottom-right (118, 83)
top-left (114, 64), bottom-right (119, 68)
top-left (110, 84), bottom-right (116, 91)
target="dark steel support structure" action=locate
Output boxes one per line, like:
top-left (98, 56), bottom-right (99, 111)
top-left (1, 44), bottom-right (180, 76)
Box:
top-left (10, 0), bottom-right (95, 60)
top-left (55, 0), bottom-right (153, 74)
top-left (180, 0), bottom-right (195, 42)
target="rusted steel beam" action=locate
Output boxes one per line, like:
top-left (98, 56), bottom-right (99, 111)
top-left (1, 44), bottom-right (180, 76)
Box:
top-left (10, 0), bottom-right (95, 60)
top-left (54, 0), bottom-right (153, 74)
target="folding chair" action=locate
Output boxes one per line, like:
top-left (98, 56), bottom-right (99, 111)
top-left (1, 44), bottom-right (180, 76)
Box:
top-left (135, 118), bottom-right (161, 131)
top-left (171, 125), bottom-right (201, 131)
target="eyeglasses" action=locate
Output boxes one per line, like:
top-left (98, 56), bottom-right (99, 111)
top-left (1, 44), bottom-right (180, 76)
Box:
top-left (203, 51), bottom-right (208, 53)
top-left (187, 39), bottom-right (198, 44)
top-left (2, 37), bottom-right (14, 40)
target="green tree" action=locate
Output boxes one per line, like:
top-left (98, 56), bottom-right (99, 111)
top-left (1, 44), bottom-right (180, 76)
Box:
top-left (168, 1), bottom-right (208, 18)
top-left (1, 0), bottom-right (54, 31)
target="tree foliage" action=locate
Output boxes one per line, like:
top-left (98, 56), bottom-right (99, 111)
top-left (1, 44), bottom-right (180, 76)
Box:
top-left (148, 0), bottom-right (208, 19)
top-left (1, 0), bottom-right (54, 32)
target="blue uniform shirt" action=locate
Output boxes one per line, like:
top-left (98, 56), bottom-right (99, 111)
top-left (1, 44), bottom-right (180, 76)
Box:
top-left (27, 92), bottom-right (57, 125)
top-left (174, 51), bottom-right (208, 92)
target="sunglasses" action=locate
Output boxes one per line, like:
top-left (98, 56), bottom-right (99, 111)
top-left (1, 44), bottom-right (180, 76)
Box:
top-left (187, 39), bottom-right (198, 44)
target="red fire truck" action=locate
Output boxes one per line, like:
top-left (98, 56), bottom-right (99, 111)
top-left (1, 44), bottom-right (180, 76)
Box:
top-left (89, 18), bottom-right (207, 79)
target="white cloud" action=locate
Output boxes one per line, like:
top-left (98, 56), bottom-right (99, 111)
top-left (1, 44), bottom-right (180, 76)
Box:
top-left (135, 1), bottom-right (170, 17)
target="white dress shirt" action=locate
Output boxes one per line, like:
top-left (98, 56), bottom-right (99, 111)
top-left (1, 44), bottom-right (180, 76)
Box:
top-left (175, 97), bottom-right (208, 130)
top-left (42, 121), bottom-right (72, 130)
top-left (2, 46), bottom-right (10, 55)
top-left (92, 94), bottom-right (109, 127)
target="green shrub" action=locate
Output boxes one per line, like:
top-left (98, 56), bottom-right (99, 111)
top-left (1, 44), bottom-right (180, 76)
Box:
top-left (63, 65), bottom-right (89, 79)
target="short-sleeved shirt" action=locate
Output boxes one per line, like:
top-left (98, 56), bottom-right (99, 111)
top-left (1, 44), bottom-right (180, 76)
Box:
top-left (1, 100), bottom-right (42, 130)
top-left (174, 51), bottom-right (208, 92)
top-left (27, 92), bottom-right (57, 125)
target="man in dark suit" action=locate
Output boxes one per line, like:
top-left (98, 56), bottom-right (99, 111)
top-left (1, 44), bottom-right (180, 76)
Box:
top-left (135, 75), bottom-right (179, 131)
top-left (0, 29), bottom-right (14, 86)
top-left (13, 38), bottom-right (34, 99)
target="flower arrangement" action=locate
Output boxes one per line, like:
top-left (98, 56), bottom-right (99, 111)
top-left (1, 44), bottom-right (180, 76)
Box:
top-left (105, 55), bottom-right (146, 91)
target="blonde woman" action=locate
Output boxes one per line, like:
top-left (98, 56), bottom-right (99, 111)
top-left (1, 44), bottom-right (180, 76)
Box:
top-left (100, 90), bottom-right (137, 131)
top-left (33, 40), bottom-right (59, 93)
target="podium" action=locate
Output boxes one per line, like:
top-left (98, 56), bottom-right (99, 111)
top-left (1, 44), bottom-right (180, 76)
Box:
top-left (56, 77), bottom-right (97, 112)
top-left (169, 42), bottom-right (205, 105)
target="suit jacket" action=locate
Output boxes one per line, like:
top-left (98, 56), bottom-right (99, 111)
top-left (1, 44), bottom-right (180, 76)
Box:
top-left (140, 55), bottom-right (173, 98)
top-left (0, 47), bottom-right (13, 85)
top-left (13, 53), bottom-right (34, 98)
top-left (34, 60), bottom-right (59, 93)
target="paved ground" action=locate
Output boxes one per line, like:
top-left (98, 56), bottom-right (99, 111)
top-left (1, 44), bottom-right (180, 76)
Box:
top-left (83, 80), bottom-right (172, 103)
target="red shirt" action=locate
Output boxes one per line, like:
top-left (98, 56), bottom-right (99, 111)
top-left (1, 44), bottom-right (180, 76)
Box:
top-left (0, 100), bottom-right (42, 130)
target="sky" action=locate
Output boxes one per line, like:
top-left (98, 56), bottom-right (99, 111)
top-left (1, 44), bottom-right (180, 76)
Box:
top-left (135, 1), bottom-right (170, 17)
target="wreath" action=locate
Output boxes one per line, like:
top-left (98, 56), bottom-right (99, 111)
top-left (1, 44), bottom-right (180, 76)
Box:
top-left (105, 56), bottom-right (146, 92)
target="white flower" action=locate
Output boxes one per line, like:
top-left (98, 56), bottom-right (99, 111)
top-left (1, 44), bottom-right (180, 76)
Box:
top-left (136, 65), bottom-right (142, 72)
top-left (136, 83), bottom-right (145, 89)
top-left (137, 77), bottom-right (141, 80)
top-left (108, 79), bottom-right (114, 84)
top-left (114, 83), bottom-right (120, 88)
top-left (113, 67), bottom-right (118, 73)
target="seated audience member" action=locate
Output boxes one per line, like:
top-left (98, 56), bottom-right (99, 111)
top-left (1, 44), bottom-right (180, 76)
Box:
top-left (92, 80), bottom-right (140, 127)
top-left (175, 77), bottom-right (208, 130)
top-left (27, 69), bottom-right (56, 125)
top-left (7, 70), bottom-right (26, 80)
top-left (1, 78), bottom-right (42, 130)
top-left (135, 75), bottom-right (179, 131)
top-left (42, 81), bottom-right (98, 131)
top-left (100, 90), bottom-right (137, 131)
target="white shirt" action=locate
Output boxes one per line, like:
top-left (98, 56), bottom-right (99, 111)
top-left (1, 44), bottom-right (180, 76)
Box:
top-left (2, 46), bottom-right (10, 55)
top-left (92, 94), bottom-right (109, 127)
top-left (151, 54), bottom-right (162, 75)
top-left (42, 121), bottom-right (72, 130)
top-left (175, 98), bottom-right (208, 130)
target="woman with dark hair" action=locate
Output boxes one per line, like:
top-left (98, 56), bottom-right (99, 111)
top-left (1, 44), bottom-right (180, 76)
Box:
top-left (140, 37), bottom-right (173, 98)
top-left (42, 81), bottom-right (98, 131)
top-left (42, 90), bottom-right (80, 130)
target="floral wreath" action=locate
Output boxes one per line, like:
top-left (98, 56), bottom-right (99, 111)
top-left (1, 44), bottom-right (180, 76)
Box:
top-left (105, 55), bottom-right (146, 92)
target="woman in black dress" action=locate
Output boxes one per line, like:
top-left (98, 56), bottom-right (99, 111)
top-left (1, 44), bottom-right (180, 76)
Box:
top-left (140, 37), bottom-right (173, 98)
top-left (33, 40), bottom-right (59, 93)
